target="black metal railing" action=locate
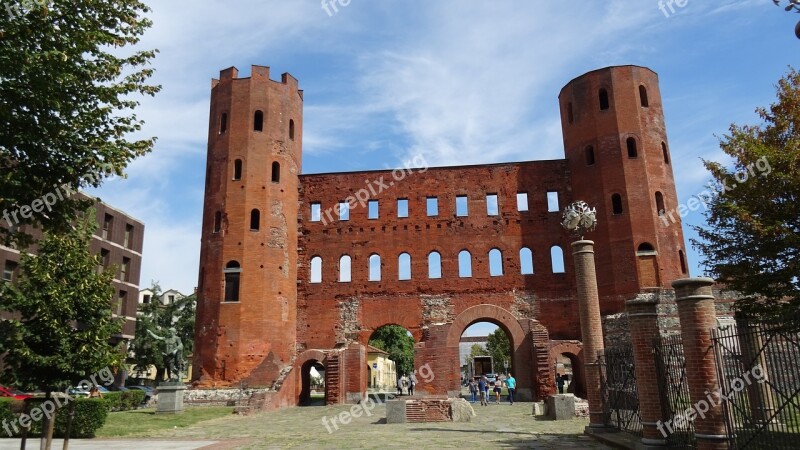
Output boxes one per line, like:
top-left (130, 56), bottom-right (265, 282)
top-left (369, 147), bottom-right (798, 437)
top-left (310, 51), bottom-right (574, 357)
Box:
top-left (654, 334), bottom-right (696, 448)
top-left (599, 344), bottom-right (642, 436)
top-left (712, 320), bottom-right (800, 449)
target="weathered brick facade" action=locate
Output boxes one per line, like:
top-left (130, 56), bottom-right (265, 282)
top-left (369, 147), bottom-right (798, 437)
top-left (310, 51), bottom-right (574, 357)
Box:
top-left (193, 64), bottom-right (688, 407)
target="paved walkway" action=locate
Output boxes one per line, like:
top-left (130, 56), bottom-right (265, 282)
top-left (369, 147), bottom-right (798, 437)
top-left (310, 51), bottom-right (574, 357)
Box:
top-left (0, 440), bottom-right (218, 449)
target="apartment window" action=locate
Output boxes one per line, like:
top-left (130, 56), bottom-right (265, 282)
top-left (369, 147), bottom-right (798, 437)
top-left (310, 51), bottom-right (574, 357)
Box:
top-left (124, 224), bottom-right (134, 249)
top-left (121, 257), bottom-right (131, 282)
top-left (397, 199), bottom-right (409, 218)
top-left (168, 295), bottom-right (175, 304)
top-left (117, 290), bottom-right (127, 316)
top-left (224, 261), bottom-right (241, 302)
top-left (311, 203), bottom-right (321, 222)
top-left (102, 214), bottom-right (114, 240)
top-left (338, 202), bottom-right (349, 221)
top-left (516, 193), bottom-right (528, 212)
top-left (233, 159), bottom-right (243, 181)
top-left (427, 197), bottom-right (438, 217)
top-left (368, 200), bottom-right (379, 219)
top-left (143, 294), bottom-right (151, 304)
top-left (254, 110), bottom-right (264, 132)
top-left (486, 194), bottom-right (498, 216)
top-left (100, 249), bottom-right (110, 269)
top-left (456, 196), bottom-right (468, 217)
top-left (547, 192), bottom-right (560, 212)
top-left (2, 261), bottom-right (17, 283)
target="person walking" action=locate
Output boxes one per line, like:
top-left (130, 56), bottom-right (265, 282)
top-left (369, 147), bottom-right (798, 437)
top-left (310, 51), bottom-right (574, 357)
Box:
top-left (468, 378), bottom-right (478, 403)
top-left (493, 377), bottom-right (502, 404)
top-left (557, 374), bottom-right (565, 394)
top-left (409, 373), bottom-right (416, 396)
top-left (506, 373), bottom-right (516, 405)
top-left (478, 377), bottom-right (487, 406)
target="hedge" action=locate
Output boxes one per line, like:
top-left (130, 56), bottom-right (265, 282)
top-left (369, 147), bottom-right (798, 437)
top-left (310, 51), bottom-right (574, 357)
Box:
top-left (102, 390), bottom-right (145, 411)
top-left (0, 397), bottom-right (108, 438)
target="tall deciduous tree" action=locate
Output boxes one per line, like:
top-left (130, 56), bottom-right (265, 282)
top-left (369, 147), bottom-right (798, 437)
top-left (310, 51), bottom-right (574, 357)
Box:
top-left (0, 0), bottom-right (160, 245)
top-left (693, 68), bottom-right (800, 326)
top-left (486, 329), bottom-right (511, 373)
top-left (368, 325), bottom-right (415, 377)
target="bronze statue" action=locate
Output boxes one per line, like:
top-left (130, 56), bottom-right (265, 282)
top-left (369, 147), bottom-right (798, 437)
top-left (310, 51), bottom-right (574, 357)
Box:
top-left (147, 327), bottom-right (184, 381)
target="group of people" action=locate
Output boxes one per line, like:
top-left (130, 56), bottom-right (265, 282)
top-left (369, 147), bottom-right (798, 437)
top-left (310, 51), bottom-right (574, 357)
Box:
top-left (467, 373), bottom-right (516, 406)
top-left (396, 374), bottom-right (416, 396)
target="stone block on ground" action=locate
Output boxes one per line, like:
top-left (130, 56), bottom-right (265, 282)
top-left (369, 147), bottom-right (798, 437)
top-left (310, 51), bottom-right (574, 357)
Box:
top-left (546, 394), bottom-right (575, 420)
top-left (532, 401), bottom-right (547, 416)
top-left (448, 398), bottom-right (475, 422)
top-left (386, 399), bottom-right (407, 424)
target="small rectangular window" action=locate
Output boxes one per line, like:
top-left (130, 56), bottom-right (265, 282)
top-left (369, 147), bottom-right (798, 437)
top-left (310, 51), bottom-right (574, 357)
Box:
top-left (427, 197), bottom-right (438, 217)
top-left (117, 290), bottom-right (127, 316)
top-left (311, 203), bottom-right (321, 222)
top-left (456, 196), bottom-right (468, 217)
top-left (547, 192), bottom-right (560, 212)
top-left (517, 193), bottom-right (529, 212)
top-left (102, 214), bottom-right (113, 240)
top-left (121, 257), bottom-right (131, 282)
top-left (486, 194), bottom-right (498, 216)
top-left (368, 200), bottom-right (379, 219)
top-left (397, 199), bottom-right (409, 218)
top-left (124, 224), bottom-right (134, 249)
top-left (100, 249), bottom-right (110, 269)
top-left (339, 202), bottom-right (349, 221)
top-left (2, 260), bottom-right (17, 283)
top-left (143, 294), bottom-right (151, 304)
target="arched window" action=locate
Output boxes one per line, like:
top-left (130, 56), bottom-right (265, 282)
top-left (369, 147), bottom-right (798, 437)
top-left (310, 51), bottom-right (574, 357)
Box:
top-left (662, 142), bottom-right (670, 164)
top-left (428, 251), bottom-right (442, 279)
top-left (639, 85), bottom-right (649, 107)
top-left (339, 255), bottom-right (351, 282)
top-left (369, 254), bottom-right (381, 281)
top-left (310, 257), bottom-right (322, 283)
top-left (550, 246), bottom-right (565, 274)
top-left (398, 253), bottom-right (411, 280)
top-left (458, 250), bottom-right (472, 278)
top-left (250, 209), bottom-right (260, 231)
top-left (612, 194), bottom-right (623, 215)
top-left (567, 102), bottom-right (574, 124)
top-left (219, 113), bottom-right (228, 134)
top-left (224, 261), bottom-right (241, 302)
top-left (520, 247), bottom-right (534, 275)
top-left (655, 192), bottom-right (665, 216)
top-left (271, 161), bottom-right (281, 183)
top-left (627, 137), bottom-right (638, 158)
top-left (679, 250), bottom-right (687, 274)
top-left (289, 119), bottom-right (295, 141)
top-left (489, 249), bottom-right (503, 276)
top-left (599, 88), bottom-right (610, 111)
top-left (637, 243), bottom-right (655, 253)
top-left (585, 146), bottom-right (595, 165)
top-left (213, 211), bottom-right (222, 233)
top-left (233, 159), bottom-right (242, 181)
top-left (254, 110), bottom-right (264, 132)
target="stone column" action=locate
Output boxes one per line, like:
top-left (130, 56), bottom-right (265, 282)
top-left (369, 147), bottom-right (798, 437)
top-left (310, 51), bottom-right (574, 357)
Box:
top-left (673, 278), bottom-right (730, 450)
top-left (626, 295), bottom-right (667, 448)
top-left (571, 240), bottom-right (605, 429)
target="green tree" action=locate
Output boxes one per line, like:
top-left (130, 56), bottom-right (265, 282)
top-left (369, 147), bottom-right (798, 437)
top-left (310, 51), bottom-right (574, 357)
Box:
top-left (128, 284), bottom-right (195, 381)
top-left (467, 343), bottom-right (489, 361)
top-left (693, 68), bottom-right (800, 326)
top-left (0, 211), bottom-right (123, 443)
top-left (486, 329), bottom-right (511, 373)
top-left (368, 325), bottom-right (415, 377)
top-left (0, 0), bottom-right (160, 246)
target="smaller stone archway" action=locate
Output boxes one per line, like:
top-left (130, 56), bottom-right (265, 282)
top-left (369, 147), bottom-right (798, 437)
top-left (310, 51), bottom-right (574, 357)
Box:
top-left (549, 341), bottom-right (586, 398)
top-left (295, 349), bottom-right (328, 406)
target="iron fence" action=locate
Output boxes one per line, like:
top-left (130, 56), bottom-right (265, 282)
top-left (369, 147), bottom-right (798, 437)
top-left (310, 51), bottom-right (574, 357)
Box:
top-left (599, 344), bottom-right (642, 436)
top-left (654, 334), bottom-right (696, 448)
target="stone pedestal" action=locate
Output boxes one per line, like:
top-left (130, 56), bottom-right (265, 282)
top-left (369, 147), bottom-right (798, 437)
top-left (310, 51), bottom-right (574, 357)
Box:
top-left (156, 382), bottom-right (187, 414)
top-left (547, 394), bottom-right (576, 420)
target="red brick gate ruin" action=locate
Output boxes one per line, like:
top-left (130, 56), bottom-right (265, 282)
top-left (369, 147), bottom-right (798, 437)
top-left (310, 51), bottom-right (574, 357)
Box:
top-left (192, 64), bottom-right (688, 409)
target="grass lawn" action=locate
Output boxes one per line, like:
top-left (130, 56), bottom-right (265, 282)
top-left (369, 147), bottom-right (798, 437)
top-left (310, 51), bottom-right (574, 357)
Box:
top-left (95, 407), bottom-right (234, 438)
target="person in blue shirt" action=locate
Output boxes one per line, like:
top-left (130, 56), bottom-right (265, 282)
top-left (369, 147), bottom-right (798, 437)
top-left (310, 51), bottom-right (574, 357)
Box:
top-left (477, 377), bottom-right (488, 406)
top-left (505, 373), bottom-right (516, 405)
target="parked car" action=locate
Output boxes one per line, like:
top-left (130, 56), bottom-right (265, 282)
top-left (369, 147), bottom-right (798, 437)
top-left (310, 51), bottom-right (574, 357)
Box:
top-left (67, 385), bottom-right (109, 397)
top-left (0, 386), bottom-right (32, 400)
top-left (107, 385), bottom-right (130, 392)
top-left (126, 385), bottom-right (155, 403)
top-left (485, 373), bottom-right (497, 383)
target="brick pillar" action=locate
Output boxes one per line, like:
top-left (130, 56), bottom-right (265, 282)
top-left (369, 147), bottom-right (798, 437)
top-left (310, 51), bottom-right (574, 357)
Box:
top-left (626, 296), bottom-right (667, 448)
top-left (673, 278), bottom-right (730, 450)
top-left (571, 240), bottom-right (605, 429)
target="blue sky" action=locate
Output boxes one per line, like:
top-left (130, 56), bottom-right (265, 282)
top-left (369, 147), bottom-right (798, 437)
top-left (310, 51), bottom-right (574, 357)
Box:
top-left (89, 1), bottom-right (796, 332)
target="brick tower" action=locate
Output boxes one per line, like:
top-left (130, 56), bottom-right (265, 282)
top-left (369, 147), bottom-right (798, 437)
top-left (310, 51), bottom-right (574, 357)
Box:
top-left (558, 65), bottom-right (688, 302)
top-left (193, 66), bottom-right (303, 387)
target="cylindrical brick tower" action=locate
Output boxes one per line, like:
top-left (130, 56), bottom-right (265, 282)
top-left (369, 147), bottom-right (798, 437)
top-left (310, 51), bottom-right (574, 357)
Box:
top-left (558, 65), bottom-right (687, 304)
top-left (193, 65), bottom-right (303, 387)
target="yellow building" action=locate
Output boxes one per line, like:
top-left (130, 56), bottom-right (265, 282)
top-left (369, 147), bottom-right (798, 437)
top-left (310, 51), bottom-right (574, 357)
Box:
top-left (367, 345), bottom-right (397, 390)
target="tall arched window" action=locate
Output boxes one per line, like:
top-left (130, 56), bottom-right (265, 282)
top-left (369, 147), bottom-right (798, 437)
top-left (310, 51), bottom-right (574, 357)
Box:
top-left (339, 255), bottom-right (351, 282)
top-left (213, 211), bottom-right (222, 233)
top-left (585, 145), bottom-right (595, 165)
top-left (219, 113), bottom-right (228, 134)
top-left (250, 209), bottom-right (260, 231)
top-left (639, 85), bottom-right (649, 107)
top-left (428, 251), bottom-right (442, 279)
top-left (398, 253), bottom-right (411, 280)
top-left (224, 261), bottom-right (241, 302)
top-left (550, 246), bottom-right (565, 274)
top-left (271, 161), bottom-right (281, 183)
top-left (599, 88), bottom-right (610, 111)
top-left (233, 159), bottom-right (242, 181)
top-left (369, 254), bottom-right (381, 281)
top-left (679, 250), bottom-right (687, 274)
top-left (289, 119), bottom-right (295, 140)
top-left (458, 250), bottom-right (472, 278)
top-left (627, 137), bottom-right (638, 158)
top-left (612, 194), bottom-right (623, 215)
top-left (662, 142), bottom-right (670, 164)
top-left (489, 249), bottom-right (503, 276)
top-left (254, 110), bottom-right (264, 132)
top-left (655, 192), bottom-right (665, 215)
top-left (310, 256), bottom-right (322, 283)
top-left (520, 247), bottom-right (534, 275)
